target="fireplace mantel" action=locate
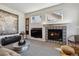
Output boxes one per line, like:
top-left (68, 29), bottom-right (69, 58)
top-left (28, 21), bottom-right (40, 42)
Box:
top-left (43, 23), bottom-right (67, 27)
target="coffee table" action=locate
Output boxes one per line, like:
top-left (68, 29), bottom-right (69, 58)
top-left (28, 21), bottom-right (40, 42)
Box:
top-left (13, 41), bottom-right (30, 53)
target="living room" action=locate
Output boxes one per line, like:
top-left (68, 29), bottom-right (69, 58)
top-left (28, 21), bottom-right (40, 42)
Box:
top-left (0, 3), bottom-right (79, 56)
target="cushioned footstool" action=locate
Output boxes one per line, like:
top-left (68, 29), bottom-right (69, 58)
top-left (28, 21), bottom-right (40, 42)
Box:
top-left (60, 45), bottom-right (75, 56)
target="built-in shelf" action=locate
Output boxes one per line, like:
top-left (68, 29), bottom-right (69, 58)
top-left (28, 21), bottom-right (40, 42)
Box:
top-left (25, 18), bottom-right (29, 35)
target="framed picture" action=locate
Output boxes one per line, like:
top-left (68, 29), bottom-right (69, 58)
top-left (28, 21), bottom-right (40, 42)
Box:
top-left (31, 16), bottom-right (42, 23)
top-left (0, 9), bottom-right (18, 35)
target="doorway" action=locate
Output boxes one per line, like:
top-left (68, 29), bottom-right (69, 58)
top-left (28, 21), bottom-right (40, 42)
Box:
top-left (25, 18), bottom-right (29, 35)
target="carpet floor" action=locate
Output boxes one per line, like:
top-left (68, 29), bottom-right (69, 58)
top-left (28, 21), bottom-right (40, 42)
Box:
top-left (20, 39), bottom-right (61, 56)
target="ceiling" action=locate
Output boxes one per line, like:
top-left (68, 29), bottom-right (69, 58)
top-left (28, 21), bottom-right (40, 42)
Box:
top-left (1, 3), bottom-right (60, 13)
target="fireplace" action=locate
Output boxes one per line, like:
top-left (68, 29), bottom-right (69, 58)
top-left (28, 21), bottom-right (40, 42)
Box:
top-left (48, 29), bottom-right (63, 42)
top-left (31, 28), bottom-right (42, 38)
top-left (44, 25), bottom-right (66, 44)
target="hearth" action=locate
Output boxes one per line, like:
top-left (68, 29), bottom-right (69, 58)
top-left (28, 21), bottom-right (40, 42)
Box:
top-left (48, 29), bottom-right (63, 42)
top-left (31, 28), bottom-right (42, 38)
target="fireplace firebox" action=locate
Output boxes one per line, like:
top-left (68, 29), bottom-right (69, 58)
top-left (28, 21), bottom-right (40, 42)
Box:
top-left (31, 28), bottom-right (42, 38)
top-left (48, 29), bottom-right (63, 42)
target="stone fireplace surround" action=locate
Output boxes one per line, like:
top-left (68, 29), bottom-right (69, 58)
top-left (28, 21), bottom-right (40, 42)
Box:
top-left (44, 24), bottom-right (67, 44)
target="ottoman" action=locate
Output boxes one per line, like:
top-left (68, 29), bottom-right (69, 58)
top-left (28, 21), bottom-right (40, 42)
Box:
top-left (60, 45), bottom-right (75, 56)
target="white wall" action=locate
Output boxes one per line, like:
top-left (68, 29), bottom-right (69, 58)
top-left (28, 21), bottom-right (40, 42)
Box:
top-left (63, 4), bottom-right (79, 44)
top-left (60, 4), bottom-right (79, 44)
top-left (0, 4), bottom-right (25, 38)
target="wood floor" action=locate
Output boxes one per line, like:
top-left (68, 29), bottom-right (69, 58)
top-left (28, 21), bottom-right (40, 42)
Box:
top-left (27, 39), bottom-right (62, 50)
top-left (21, 39), bottom-right (62, 56)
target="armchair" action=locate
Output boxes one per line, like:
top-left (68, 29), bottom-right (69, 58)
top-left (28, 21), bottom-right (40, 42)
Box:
top-left (68, 35), bottom-right (79, 55)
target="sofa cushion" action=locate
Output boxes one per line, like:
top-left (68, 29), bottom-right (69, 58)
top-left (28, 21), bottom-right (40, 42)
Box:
top-left (0, 47), bottom-right (20, 56)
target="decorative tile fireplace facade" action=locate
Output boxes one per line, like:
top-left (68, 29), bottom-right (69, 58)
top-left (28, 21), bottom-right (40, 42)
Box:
top-left (44, 24), bottom-right (66, 44)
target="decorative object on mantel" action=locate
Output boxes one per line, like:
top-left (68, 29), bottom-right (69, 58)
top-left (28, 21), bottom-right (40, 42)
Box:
top-left (18, 32), bottom-right (26, 46)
